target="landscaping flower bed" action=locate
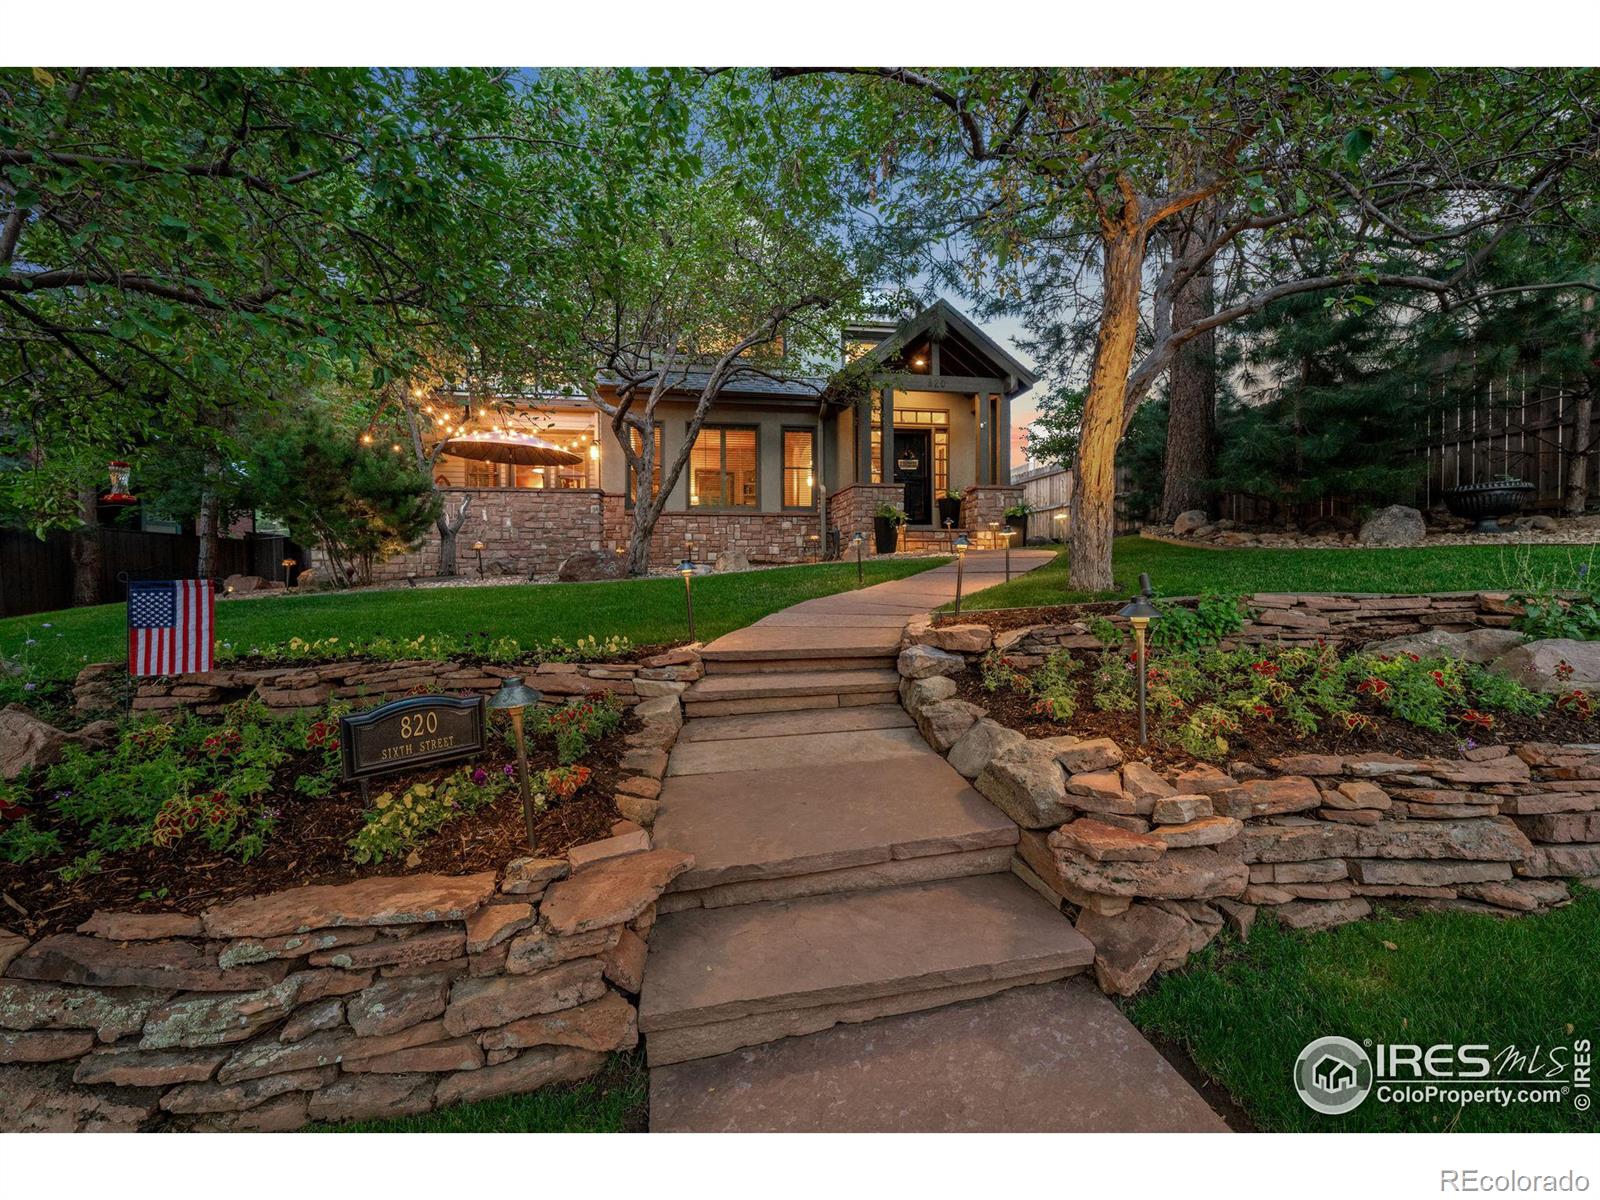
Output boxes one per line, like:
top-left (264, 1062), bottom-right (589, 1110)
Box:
top-left (0, 689), bottom-right (643, 940)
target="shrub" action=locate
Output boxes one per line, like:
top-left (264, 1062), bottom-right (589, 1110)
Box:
top-left (1150, 594), bottom-right (1246, 654)
top-left (348, 767), bottom-right (509, 865)
top-left (531, 765), bottom-right (592, 813)
top-left (534, 693), bottom-right (624, 764)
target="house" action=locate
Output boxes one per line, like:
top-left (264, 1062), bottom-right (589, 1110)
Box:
top-left (366, 299), bottom-right (1036, 581)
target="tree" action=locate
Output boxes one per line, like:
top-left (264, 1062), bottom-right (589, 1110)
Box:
top-left (527, 70), bottom-right (869, 576)
top-left (777, 68), bottom-right (1600, 589)
top-left (0, 67), bottom-right (550, 536)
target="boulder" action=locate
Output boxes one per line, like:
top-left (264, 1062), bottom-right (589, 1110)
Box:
top-left (1122, 762), bottom-right (1177, 804)
top-left (0, 706), bottom-right (70, 781)
top-left (945, 718), bottom-right (1025, 780)
top-left (897, 644), bottom-right (966, 680)
top-left (1063, 770), bottom-right (1138, 815)
top-left (900, 674), bottom-right (957, 715)
top-left (1152, 794), bottom-right (1213, 825)
top-left (920, 624), bottom-right (994, 654)
top-left (1053, 818), bottom-right (1166, 863)
top-left (294, 568), bottom-right (320, 590)
top-left (1357, 504), bottom-right (1426, 546)
top-left (914, 698), bottom-right (984, 753)
top-left (1048, 843), bottom-right (1249, 901)
top-left (1054, 737), bottom-right (1124, 774)
top-left (1172, 510), bottom-right (1210, 536)
top-left (556, 550), bottom-right (626, 583)
top-left (1366, 627), bottom-right (1525, 664)
top-left (1074, 905), bottom-right (1193, 996)
top-left (222, 574), bottom-right (265, 594)
top-left (538, 848), bottom-right (693, 935)
top-left (974, 741), bottom-right (1073, 828)
top-left (1212, 776), bottom-right (1321, 818)
top-left (1491, 638), bottom-right (1600, 693)
top-left (713, 548), bottom-right (752, 573)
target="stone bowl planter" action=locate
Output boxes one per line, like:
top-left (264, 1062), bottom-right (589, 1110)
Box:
top-left (1443, 480), bottom-right (1535, 533)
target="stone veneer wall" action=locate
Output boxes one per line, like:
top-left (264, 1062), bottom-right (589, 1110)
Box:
top-left (826, 483), bottom-right (907, 545)
top-left (74, 651), bottom-right (703, 719)
top-left (0, 692), bottom-right (689, 1132)
top-left (599, 496), bottom-right (823, 565)
top-left (897, 617), bottom-right (1597, 998)
top-left (959, 485), bottom-right (1024, 542)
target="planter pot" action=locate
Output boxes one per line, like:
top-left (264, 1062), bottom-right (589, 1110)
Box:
top-left (936, 497), bottom-right (963, 529)
top-left (873, 516), bottom-right (901, 555)
top-left (1005, 514), bottom-right (1029, 544)
top-left (1442, 480), bottom-right (1536, 533)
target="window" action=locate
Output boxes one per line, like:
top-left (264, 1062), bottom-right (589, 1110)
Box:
top-left (627, 427), bottom-right (663, 509)
top-left (464, 460), bottom-right (496, 488)
top-left (690, 427), bottom-right (758, 508)
top-left (783, 428), bottom-right (815, 508)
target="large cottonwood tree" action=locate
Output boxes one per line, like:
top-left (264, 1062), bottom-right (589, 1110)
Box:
top-left (778, 68), bottom-right (1600, 589)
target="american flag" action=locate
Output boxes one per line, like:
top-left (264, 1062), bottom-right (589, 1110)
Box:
top-left (128, 579), bottom-right (215, 677)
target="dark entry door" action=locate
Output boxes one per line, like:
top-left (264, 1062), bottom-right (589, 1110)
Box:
top-left (893, 429), bottom-right (933, 526)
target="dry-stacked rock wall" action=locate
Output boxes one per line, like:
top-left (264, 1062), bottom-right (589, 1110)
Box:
top-left (897, 614), bottom-right (1597, 999)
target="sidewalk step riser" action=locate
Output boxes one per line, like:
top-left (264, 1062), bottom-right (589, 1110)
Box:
top-left (643, 968), bottom-right (1081, 1066)
top-left (703, 656), bottom-right (898, 675)
top-left (657, 846), bottom-right (1014, 914)
top-left (685, 691), bottom-right (897, 717)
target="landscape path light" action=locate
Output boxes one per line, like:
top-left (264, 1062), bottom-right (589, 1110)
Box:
top-left (472, 540), bottom-right (486, 576)
top-left (1119, 572), bottom-right (1163, 745)
top-left (850, 531), bottom-right (866, 586)
top-left (953, 534), bottom-right (970, 615)
top-left (1003, 526), bottom-right (1015, 582)
top-left (489, 676), bottom-right (543, 848)
top-left (1053, 511), bottom-right (1068, 543)
top-left (281, 557), bottom-right (297, 584)
top-left (987, 520), bottom-right (1000, 550)
top-left (679, 558), bottom-right (697, 642)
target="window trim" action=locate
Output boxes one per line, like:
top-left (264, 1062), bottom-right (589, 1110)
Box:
top-left (780, 424), bottom-right (817, 511)
top-left (689, 423), bottom-right (761, 511)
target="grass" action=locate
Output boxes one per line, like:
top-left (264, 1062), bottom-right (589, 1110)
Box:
top-left (1127, 888), bottom-right (1600, 1132)
top-left (313, 1049), bottom-right (648, 1133)
top-left (0, 557), bottom-right (947, 685)
top-left (949, 536), bottom-right (1600, 611)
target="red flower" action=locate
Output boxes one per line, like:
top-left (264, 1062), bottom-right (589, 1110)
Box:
top-left (1556, 660), bottom-right (1576, 683)
top-left (1356, 677), bottom-right (1389, 697)
top-left (1556, 689), bottom-right (1593, 718)
top-left (1456, 709), bottom-right (1494, 732)
top-left (1430, 670), bottom-right (1447, 688)
top-left (1252, 703), bottom-right (1275, 719)
top-left (1250, 660), bottom-right (1279, 676)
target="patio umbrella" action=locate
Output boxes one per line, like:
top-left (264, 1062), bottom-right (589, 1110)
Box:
top-left (436, 432), bottom-right (583, 467)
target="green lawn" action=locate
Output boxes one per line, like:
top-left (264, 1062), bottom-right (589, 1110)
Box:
top-left (953, 536), bottom-right (1600, 610)
top-left (314, 1049), bottom-right (647, 1133)
top-left (1128, 888), bottom-right (1600, 1132)
top-left (0, 557), bottom-right (946, 685)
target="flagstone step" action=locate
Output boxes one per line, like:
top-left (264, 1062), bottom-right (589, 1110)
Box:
top-left (699, 625), bottom-right (903, 663)
top-left (682, 668), bottom-right (901, 717)
top-left (639, 874), bottom-right (1093, 1066)
top-left (702, 655), bottom-right (898, 675)
top-left (667, 725), bottom-right (929, 777)
top-left (652, 756), bottom-right (1018, 894)
top-left (677, 704), bottom-right (914, 743)
top-left (649, 978), bottom-right (1229, 1132)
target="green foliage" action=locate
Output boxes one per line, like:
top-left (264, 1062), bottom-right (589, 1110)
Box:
top-left (0, 816), bottom-right (62, 865)
top-left (249, 410), bottom-right (440, 587)
top-left (348, 767), bottom-right (509, 866)
top-left (1003, 502), bottom-right (1033, 518)
top-left (1149, 594), bottom-right (1246, 654)
top-left (874, 502), bottom-right (909, 523)
top-left (534, 694), bottom-right (624, 766)
top-left (1507, 551), bottom-right (1600, 641)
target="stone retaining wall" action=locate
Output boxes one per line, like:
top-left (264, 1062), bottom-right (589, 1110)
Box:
top-left (997, 591), bottom-right (1517, 658)
top-left (0, 697), bottom-right (685, 1132)
top-left (601, 496), bottom-right (824, 565)
top-left (958, 485), bottom-right (1024, 536)
top-left (827, 482), bottom-right (906, 545)
top-left (895, 619), bottom-right (1596, 998)
top-left (74, 650), bottom-right (703, 719)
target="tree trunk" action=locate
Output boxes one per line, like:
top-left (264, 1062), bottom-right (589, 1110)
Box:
top-left (436, 494), bottom-right (469, 578)
top-left (1159, 228), bottom-right (1217, 522)
top-left (1564, 293), bottom-right (1597, 517)
top-left (195, 479), bottom-right (220, 580)
top-left (1070, 223), bottom-right (1147, 592)
top-left (71, 486), bottom-right (102, 607)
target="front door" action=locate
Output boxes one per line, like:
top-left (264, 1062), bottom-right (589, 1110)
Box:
top-left (892, 429), bottom-right (932, 526)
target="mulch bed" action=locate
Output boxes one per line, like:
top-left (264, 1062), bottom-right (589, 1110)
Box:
top-left (953, 668), bottom-right (1595, 771)
top-left (0, 713), bottom-right (636, 941)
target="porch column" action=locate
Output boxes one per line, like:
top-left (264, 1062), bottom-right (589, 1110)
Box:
top-left (880, 384), bottom-right (895, 486)
top-left (994, 393), bottom-right (1009, 484)
top-left (854, 395), bottom-right (872, 484)
top-left (975, 392), bottom-right (992, 484)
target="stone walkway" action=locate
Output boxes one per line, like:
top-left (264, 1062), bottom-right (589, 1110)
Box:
top-left (640, 550), bottom-right (1226, 1132)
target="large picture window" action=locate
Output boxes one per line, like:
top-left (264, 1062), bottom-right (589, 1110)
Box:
top-left (690, 426), bottom-right (758, 508)
top-left (626, 427), bottom-right (663, 509)
top-left (783, 428), bottom-right (815, 508)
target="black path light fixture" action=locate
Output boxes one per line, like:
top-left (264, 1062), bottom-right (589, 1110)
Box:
top-left (679, 558), bottom-right (697, 642)
top-left (1119, 572), bottom-right (1163, 745)
top-left (489, 675), bottom-right (543, 848)
top-left (953, 534), bottom-right (970, 615)
top-left (1003, 525), bottom-right (1015, 583)
top-left (472, 540), bottom-right (486, 576)
top-left (850, 531), bottom-right (866, 586)
top-left (281, 556), bottom-right (297, 585)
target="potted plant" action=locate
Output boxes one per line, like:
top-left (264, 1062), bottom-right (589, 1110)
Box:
top-left (1442, 475), bottom-right (1536, 533)
top-left (873, 502), bottom-right (908, 554)
top-left (1004, 501), bottom-right (1032, 544)
top-left (937, 488), bottom-right (964, 530)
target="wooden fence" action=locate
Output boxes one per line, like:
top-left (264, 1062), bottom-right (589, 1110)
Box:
top-left (0, 529), bottom-right (303, 618)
